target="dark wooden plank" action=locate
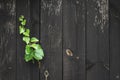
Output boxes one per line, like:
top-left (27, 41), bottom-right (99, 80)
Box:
top-left (29, 0), bottom-right (40, 80)
top-left (0, 0), bottom-right (16, 80)
top-left (110, 0), bottom-right (120, 79)
top-left (16, 0), bottom-right (31, 80)
top-left (63, 0), bottom-right (86, 80)
top-left (86, 0), bottom-right (109, 80)
top-left (16, 0), bottom-right (40, 80)
top-left (40, 0), bottom-right (63, 80)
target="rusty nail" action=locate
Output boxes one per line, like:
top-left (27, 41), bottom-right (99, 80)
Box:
top-left (76, 1), bottom-right (79, 4)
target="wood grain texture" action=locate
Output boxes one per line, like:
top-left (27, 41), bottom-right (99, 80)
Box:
top-left (0, 0), bottom-right (113, 80)
top-left (40, 0), bottom-right (62, 80)
top-left (17, 0), bottom-right (41, 80)
top-left (29, 0), bottom-right (40, 80)
top-left (17, 0), bottom-right (34, 80)
top-left (86, 0), bottom-right (109, 80)
top-left (110, 0), bottom-right (120, 79)
top-left (63, 0), bottom-right (86, 80)
top-left (0, 0), bottom-right (16, 80)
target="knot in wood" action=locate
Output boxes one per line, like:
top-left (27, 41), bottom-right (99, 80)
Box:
top-left (66, 49), bottom-right (73, 56)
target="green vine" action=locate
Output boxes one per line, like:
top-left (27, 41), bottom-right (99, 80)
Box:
top-left (18, 15), bottom-right (44, 67)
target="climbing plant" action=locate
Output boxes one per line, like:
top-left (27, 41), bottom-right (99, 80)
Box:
top-left (18, 15), bottom-right (44, 66)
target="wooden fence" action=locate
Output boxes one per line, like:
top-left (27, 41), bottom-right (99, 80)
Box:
top-left (0, 0), bottom-right (119, 80)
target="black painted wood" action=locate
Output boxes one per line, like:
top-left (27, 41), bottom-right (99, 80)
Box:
top-left (63, 0), bottom-right (86, 80)
top-left (0, 0), bottom-right (16, 80)
top-left (40, 0), bottom-right (63, 80)
top-left (110, 0), bottom-right (120, 79)
top-left (17, 0), bottom-right (40, 80)
top-left (0, 0), bottom-right (115, 80)
top-left (29, 0), bottom-right (40, 80)
top-left (17, 0), bottom-right (33, 80)
top-left (86, 0), bottom-right (109, 80)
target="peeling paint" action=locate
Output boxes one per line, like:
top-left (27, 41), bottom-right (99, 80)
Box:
top-left (48, 24), bottom-right (55, 34)
top-left (47, 24), bottom-right (62, 48)
top-left (55, 0), bottom-right (62, 15)
top-left (5, 22), bottom-right (15, 34)
top-left (76, 1), bottom-right (79, 4)
top-left (6, 1), bottom-right (16, 16)
top-left (9, 1), bottom-right (15, 16)
top-left (116, 75), bottom-right (119, 79)
top-left (94, 0), bottom-right (108, 32)
top-left (41, 0), bottom-right (62, 16)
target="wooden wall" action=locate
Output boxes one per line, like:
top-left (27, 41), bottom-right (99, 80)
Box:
top-left (0, 0), bottom-right (119, 80)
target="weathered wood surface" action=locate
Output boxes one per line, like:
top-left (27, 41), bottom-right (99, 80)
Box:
top-left (40, 0), bottom-right (63, 80)
top-left (87, 0), bottom-right (109, 80)
top-left (63, 0), bottom-right (86, 80)
top-left (29, 0), bottom-right (40, 80)
top-left (16, 0), bottom-right (31, 80)
top-left (110, 0), bottom-right (120, 80)
top-left (17, 0), bottom-right (40, 80)
top-left (0, 0), bottom-right (16, 80)
top-left (2, 0), bottom-right (120, 80)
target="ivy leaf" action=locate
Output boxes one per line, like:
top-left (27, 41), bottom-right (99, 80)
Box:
top-left (24, 53), bottom-right (33, 62)
top-left (19, 26), bottom-right (25, 34)
top-left (23, 36), bottom-right (30, 44)
top-left (33, 49), bottom-right (44, 60)
top-left (23, 29), bottom-right (30, 37)
top-left (18, 15), bottom-right (45, 62)
top-left (31, 37), bottom-right (39, 43)
top-left (21, 15), bottom-right (24, 19)
top-left (30, 44), bottom-right (41, 49)
top-left (21, 19), bottom-right (26, 26)
top-left (24, 45), bottom-right (34, 62)
top-left (19, 15), bottom-right (24, 21)
top-left (25, 45), bottom-right (33, 54)
top-left (19, 17), bottom-right (23, 22)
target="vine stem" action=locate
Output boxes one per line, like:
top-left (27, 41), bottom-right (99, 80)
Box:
top-left (38, 61), bottom-right (41, 69)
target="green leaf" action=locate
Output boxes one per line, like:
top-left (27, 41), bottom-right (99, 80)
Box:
top-left (33, 49), bottom-right (44, 60)
top-left (21, 19), bottom-right (26, 26)
top-left (19, 26), bottom-right (25, 34)
top-left (19, 17), bottom-right (23, 21)
top-left (23, 29), bottom-right (30, 37)
top-left (21, 15), bottom-right (24, 19)
top-left (23, 36), bottom-right (30, 44)
top-left (25, 45), bottom-right (33, 54)
top-left (24, 53), bottom-right (33, 62)
top-left (18, 15), bottom-right (45, 62)
top-left (24, 45), bottom-right (34, 62)
top-left (19, 15), bottom-right (24, 21)
top-left (30, 44), bottom-right (41, 49)
top-left (31, 37), bottom-right (39, 43)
